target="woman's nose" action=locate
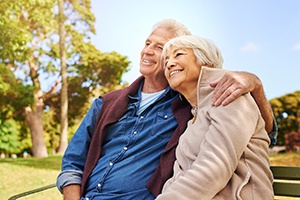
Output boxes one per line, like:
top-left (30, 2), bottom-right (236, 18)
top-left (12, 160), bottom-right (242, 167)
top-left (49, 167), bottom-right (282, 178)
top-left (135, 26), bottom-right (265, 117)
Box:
top-left (166, 59), bottom-right (175, 69)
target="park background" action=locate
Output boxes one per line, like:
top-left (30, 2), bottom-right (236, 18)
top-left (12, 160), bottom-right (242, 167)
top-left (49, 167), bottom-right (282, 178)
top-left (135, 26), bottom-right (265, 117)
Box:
top-left (1, 0), bottom-right (300, 199)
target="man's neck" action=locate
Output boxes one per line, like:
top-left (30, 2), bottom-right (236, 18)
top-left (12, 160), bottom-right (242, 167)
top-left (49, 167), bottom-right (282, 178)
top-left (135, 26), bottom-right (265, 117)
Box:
top-left (142, 79), bottom-right (168, 93)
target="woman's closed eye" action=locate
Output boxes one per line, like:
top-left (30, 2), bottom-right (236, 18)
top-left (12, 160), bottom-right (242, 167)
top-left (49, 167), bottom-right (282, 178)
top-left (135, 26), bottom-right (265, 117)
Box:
top-left (175, 52), bottom-right (184, 57)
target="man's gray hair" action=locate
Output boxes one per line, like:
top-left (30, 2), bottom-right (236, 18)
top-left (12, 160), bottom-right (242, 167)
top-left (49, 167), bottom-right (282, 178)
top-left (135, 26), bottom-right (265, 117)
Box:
top-left (152, 19), bottom-right (192, 37)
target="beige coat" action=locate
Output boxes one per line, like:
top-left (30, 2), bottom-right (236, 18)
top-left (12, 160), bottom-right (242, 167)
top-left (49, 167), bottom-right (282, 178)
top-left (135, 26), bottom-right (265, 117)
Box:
top-left (157, 67), bottom-right (274, 200)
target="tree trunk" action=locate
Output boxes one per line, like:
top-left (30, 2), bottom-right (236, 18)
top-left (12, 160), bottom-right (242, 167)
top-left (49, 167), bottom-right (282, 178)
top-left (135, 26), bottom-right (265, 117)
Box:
top-left (25, 104), bottom-right (48, 158)
top-left (57, 0), bottom-right (68, 155)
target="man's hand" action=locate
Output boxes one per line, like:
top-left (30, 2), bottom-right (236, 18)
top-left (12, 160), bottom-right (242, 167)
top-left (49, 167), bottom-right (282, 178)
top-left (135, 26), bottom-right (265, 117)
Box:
top-left (62, 184), bottom-right (81, 200)
top-left (210, 71), bottom-right (258, 106)
top-left (210, 71), bottom-right (274, 133)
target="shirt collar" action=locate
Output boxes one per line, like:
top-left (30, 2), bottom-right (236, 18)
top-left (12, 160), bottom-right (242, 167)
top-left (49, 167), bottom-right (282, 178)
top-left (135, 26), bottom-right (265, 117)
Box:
top-left (128, 81), bottom-right (178, 102)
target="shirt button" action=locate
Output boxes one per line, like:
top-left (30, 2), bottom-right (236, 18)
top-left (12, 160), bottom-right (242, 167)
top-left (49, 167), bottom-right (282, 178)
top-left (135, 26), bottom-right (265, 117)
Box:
top-left (164, 115), bottom-right (168, 118)
top-left (98, 183), bottom-right (101, 188)
top-left (109, 162), bottom-right (113, 166)
top-left (133, 131), bottom-right (137, 134)
top-left (85, 198), bottom-right (89, 200)
top-left (124, 146), bottom-right (128, 150)
top-left (140, 116), bottom-right (144, 119)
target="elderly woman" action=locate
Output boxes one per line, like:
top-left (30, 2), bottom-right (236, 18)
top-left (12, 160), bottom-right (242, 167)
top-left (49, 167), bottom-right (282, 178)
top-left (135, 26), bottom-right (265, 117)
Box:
top-left (156, 35), bottom-right (274, 200)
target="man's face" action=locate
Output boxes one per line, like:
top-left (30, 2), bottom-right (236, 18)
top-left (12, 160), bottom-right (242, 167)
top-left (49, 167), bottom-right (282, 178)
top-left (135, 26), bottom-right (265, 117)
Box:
top-left (139, 27), bottom-right (176, 80)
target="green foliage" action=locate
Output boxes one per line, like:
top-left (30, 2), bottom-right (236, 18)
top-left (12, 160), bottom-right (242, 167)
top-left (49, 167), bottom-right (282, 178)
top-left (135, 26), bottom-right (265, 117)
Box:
top-left (0, 64), bottom-right (33, 121)
top-left (0, 0), bottom-right (55, 65)
top-left (270, 91), bottom-right (300, 145)
top-left (43, 109), bottom-right (60, 152)
top-left (44, 75), bottom-right (92, 127)
top-left (77, 48), bottom-right (131, 91)
top-left (0, 1), bottom-right (32, 63)
top-left (0, 63), bottom-right (32, 154)
top-left (0, 119), bottom-right (21, 154)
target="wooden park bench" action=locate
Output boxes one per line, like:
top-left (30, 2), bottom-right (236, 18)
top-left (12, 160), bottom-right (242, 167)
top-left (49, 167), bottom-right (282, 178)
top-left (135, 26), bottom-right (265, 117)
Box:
top-left (8, 166), bottom-right (300, 199)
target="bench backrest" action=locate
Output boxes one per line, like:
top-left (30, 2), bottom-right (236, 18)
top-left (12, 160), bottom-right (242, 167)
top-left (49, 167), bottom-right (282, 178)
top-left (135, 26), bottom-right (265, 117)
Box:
top-left (270, 166), bottom-right (300, 197)
top-left (8, 184), bottom-right (56, 200)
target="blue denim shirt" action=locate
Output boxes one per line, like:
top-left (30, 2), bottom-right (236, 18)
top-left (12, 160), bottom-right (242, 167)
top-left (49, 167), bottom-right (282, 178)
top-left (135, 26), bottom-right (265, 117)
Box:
top-left (57, 86), bottom-right (179, 200)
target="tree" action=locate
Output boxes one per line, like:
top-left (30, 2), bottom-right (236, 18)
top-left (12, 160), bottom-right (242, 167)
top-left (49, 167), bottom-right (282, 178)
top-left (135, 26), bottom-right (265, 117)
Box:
top-left (0, 0), bottom-right (130, 156)
top-left (270, 91), bottom-right (300, 145)
top-left (1, 0), bottom-right (59, 157)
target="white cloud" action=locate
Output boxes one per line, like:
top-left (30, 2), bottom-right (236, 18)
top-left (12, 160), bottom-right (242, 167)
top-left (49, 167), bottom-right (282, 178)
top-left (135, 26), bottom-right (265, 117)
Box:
top-left (240, 42), bottom-right (259, 52)
top-left (293, 43), bottom-right (300, 50)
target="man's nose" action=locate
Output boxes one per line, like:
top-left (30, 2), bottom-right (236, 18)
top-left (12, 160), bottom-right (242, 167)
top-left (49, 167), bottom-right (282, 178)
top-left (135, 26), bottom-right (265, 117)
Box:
top-left (144, 45), bottom-right (155, 55)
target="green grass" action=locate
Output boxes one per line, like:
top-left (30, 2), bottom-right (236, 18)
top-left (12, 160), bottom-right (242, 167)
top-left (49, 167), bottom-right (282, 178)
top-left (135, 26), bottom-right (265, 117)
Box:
top-left (0, 156), bottom-right (62, 200)
top-left (270, 152), bottom-right (300, 166)
top-left (0, 152), bottom-right (299, 200)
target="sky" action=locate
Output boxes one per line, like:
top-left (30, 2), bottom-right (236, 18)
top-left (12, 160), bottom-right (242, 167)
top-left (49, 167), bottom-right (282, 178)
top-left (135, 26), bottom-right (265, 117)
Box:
top-left (90, 0), bottom-right (300, 100)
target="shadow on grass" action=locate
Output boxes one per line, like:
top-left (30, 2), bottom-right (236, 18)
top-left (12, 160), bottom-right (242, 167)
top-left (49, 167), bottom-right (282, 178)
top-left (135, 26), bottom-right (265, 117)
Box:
top-left (0, 156), bottom-right (62, 170)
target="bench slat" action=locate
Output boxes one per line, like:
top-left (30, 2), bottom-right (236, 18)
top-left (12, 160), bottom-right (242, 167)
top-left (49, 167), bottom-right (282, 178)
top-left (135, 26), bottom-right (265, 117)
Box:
top-left (271, 166), bottom-right (300, 180)
top-left (273, 182), bottom-right (300, 197)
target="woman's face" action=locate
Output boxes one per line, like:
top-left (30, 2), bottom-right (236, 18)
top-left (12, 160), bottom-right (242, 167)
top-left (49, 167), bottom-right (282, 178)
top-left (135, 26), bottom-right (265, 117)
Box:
top-left (164, 46), bottom-right (201, 93)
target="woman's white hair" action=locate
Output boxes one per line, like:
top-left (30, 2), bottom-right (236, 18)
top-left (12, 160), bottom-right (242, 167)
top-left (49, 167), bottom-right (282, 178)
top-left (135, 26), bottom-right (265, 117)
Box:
top-left (162, 35), bottom-right (223, 69)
